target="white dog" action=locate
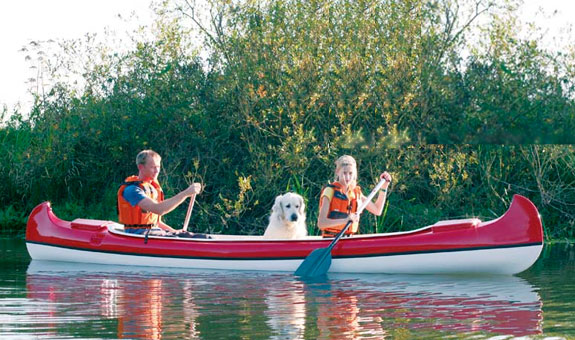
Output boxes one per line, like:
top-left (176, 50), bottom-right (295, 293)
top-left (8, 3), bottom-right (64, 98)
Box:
top-left (263, 192), bottom-right (307, 239)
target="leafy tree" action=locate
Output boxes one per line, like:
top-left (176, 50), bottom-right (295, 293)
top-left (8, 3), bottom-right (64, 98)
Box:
top-left (0, 0), bottom-right (573, 239)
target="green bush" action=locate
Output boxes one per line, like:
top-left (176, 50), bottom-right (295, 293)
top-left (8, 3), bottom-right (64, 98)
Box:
top-left (0, 206), bottom-right (27, 237)
top-left (1, 0), bottom-right (574, 240)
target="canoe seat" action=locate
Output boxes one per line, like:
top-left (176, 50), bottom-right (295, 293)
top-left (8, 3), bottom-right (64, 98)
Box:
top-left (71, 219), bottom-right (113, 231)
top-left (431, 218), bottom-right (480, 233)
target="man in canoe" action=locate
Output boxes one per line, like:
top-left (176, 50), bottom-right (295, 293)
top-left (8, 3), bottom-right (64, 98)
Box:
top-left (117, 149), bottom-right (207, 238)
top-left (317, 155), bottom-right (392, 237)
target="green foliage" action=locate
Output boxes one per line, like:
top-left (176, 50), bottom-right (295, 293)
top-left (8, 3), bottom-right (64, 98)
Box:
top-left (0, 0), bottom-right (574, 239)
top-left (0, 206), bottom-right (27, 237)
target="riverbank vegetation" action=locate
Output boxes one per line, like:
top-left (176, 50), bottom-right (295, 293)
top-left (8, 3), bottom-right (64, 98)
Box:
top-left (1, 0), bottom-right (574, 239)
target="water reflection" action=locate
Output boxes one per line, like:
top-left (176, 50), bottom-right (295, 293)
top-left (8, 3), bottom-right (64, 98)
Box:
top-left (313, 273), bottom-right (543, 337)
top-left (25, 260), bottom-right (543, 339)
top-left (265, 280), bottom-right (306, 339)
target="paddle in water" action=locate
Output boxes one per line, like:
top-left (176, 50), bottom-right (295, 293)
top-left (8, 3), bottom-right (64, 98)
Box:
top-left (295, 177), bottom-right (388, 277)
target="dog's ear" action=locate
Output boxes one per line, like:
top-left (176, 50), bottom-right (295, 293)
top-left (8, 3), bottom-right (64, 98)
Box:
top-left (298, 195), bottom-right (305, 215)
top-left (272, 194), bottom-right (284, 219)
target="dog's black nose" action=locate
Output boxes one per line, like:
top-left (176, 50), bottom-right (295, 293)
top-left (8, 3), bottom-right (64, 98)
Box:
top-left (290, 214), bottom-right (298, 222)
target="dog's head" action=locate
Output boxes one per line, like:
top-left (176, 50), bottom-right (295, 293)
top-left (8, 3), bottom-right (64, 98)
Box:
top-left (272, 192), bottom-right (306, 224)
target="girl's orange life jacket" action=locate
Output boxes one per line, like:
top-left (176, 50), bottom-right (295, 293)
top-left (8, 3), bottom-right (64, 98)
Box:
top-left (117, 175), bottom-right (164, 227)
top-left (319, 182), bottom-right (362, 237)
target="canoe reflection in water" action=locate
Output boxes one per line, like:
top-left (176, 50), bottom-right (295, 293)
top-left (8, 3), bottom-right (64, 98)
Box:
top-left (305, 273), bottom-right (542, 338)
top-left (26, 261), bottom-right (542, 339)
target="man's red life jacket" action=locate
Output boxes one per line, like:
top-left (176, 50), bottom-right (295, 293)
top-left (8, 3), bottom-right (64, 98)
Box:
top-left (117, 175), bottom-right (164, 228)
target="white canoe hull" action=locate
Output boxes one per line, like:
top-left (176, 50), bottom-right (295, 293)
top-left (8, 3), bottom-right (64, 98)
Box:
top-left (27, 242), bottom-right (543, 275)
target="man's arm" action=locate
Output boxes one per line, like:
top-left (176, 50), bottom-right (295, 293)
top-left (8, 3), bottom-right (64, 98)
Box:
top-left (138, 183), bottom-right (201, 215)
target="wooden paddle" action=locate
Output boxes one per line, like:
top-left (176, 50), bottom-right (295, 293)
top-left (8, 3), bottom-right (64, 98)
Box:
top-left (295, 177), bottom-right (387, 277)
top-left (182, 194), bottom-right (196, 231)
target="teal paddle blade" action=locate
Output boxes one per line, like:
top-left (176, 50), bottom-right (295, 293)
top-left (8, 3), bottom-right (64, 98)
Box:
top-left (295, 247), bottom-right (332, 277)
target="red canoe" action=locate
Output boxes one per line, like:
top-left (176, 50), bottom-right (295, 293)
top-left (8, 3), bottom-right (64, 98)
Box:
top-left (25, 194), bottom-right (544, 275)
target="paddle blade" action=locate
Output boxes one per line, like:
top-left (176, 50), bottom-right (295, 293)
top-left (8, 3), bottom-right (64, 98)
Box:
top-left (295, 247), bottom-right (332, 277)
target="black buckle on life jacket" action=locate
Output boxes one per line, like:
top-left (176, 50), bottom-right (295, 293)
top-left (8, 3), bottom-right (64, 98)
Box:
top-left (327, 211), bottom-right (349, 219)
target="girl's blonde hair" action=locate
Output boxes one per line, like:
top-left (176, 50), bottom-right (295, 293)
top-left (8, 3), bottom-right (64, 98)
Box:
top-left (334, 155), bottom-right (358, 184)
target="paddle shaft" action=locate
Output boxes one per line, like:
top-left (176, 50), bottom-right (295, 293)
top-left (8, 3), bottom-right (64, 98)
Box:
top-left (182, 194), bottom-right (196, 231)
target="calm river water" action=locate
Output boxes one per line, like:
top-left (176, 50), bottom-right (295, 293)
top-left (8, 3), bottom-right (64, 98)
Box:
top-left (1, 239), bottom-right (573, 339)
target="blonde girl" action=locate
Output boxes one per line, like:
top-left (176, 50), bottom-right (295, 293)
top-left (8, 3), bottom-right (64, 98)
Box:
top-left (317, 155), bottom-right (392, 237)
